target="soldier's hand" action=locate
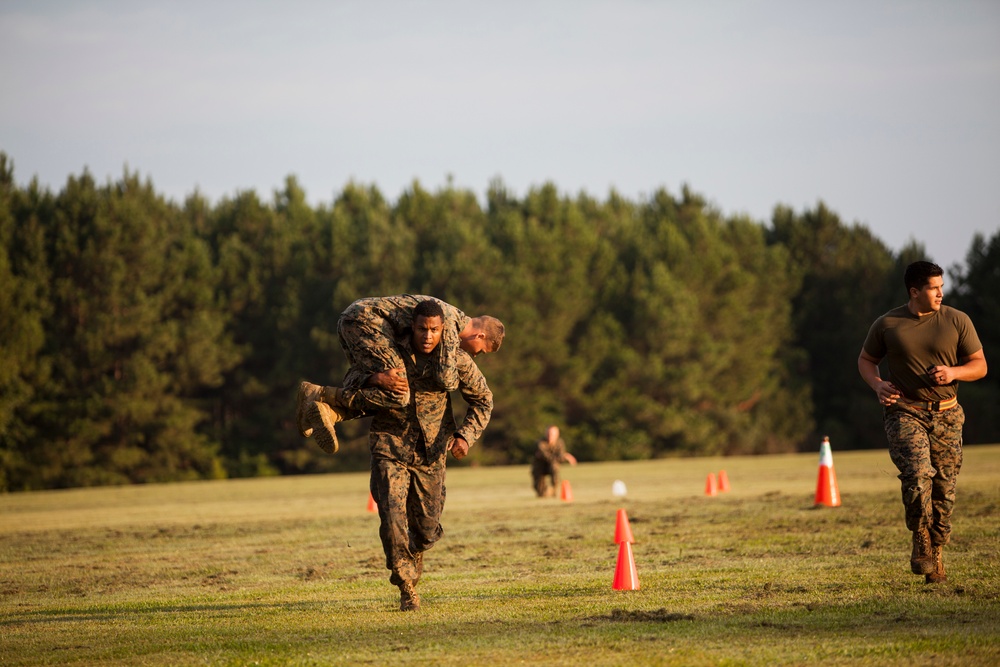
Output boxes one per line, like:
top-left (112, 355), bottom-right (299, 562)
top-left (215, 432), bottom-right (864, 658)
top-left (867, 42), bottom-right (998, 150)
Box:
top-left (367, 368), bottom-right (409, 394)
top-left (450, 436), bottom-right (469, 460)
top-left (876, 380), bottom-right (901, 406)
top-left (928, 365), bottom-right (954, 385)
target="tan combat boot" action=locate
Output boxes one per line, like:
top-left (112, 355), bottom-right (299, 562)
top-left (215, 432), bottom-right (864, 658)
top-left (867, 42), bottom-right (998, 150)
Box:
top-left (399, 581), bottom-right (420, 611)
top-left (910, 527), bottom-right (935, 575)
top-left (295, 381), bottom-right (324, 437)
top-left (925, 545), bottom-right (947, 584)
top-left (297, 383), bottom-right (356, 438)
top-left (305, 401), bottom-right (345, 454)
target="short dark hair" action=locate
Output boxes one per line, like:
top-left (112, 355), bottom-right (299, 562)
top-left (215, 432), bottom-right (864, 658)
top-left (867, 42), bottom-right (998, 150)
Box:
top-left (904, 261), bottom-right (943, 293)
top-left (413, 299), bottom-right (445, 321)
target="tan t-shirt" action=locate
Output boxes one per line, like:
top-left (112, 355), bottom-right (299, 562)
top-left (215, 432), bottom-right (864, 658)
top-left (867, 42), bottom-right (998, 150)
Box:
top-left (863, 304), bottom-right (982, 402)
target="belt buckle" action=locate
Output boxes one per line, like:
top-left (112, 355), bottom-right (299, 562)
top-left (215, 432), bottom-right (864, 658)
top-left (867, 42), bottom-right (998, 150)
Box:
top-left (931, 400), bottom-right (941, 411)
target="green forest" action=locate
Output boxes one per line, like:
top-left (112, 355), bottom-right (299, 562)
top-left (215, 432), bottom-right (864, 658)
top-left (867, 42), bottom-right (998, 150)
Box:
top-left (1, 152), bottom-right (997, 491)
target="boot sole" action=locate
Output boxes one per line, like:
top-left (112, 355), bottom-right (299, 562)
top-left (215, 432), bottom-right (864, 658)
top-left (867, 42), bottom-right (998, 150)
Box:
top-left (307, 401), bottom-right (340, 454)
top-left (296, 382), bottom-right (321, 437)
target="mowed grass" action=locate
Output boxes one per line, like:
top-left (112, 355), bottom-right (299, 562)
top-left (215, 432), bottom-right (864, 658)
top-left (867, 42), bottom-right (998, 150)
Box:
top-left (2, 446), bottom-right (999, 666)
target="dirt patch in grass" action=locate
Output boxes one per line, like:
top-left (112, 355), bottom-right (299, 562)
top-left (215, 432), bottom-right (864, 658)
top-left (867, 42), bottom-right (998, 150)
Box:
top-left (590, 608), bottom-right (696, 623)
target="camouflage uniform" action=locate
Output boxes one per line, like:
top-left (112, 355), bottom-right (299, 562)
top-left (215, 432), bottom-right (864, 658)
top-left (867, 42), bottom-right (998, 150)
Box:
top-left (368, 337), bottom-right (492, 589)
top-left (531, 436), bottom-right (569, 497)
top-left (337, 295), bottom-right (470, 412)
top-left (863, 304), bottom-right (982, 547)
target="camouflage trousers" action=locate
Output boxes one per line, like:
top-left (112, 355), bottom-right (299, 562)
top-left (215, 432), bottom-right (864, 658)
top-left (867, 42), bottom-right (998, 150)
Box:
top-left (370, 454), bottom-right (446, 586)
top-left (531, 460), bottom-right (560, 497)
top-left (884, 403), bottom-right (965, 546)
top-left (337, 310), bottom-right (410, 412)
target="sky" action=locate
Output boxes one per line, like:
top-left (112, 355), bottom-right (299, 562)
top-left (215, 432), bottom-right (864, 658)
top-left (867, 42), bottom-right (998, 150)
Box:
top-left (2, 0), bottom-right (999, 270)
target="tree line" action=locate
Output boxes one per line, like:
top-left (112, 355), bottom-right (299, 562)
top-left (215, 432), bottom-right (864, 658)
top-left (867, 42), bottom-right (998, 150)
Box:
top-left (1, 152), bottom-right (997, 491)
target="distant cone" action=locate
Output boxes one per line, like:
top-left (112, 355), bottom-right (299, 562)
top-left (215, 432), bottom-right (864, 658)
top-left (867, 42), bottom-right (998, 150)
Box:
top-left (705, 472), bottom-right (718, 497)
top-left (560, 479), bottom-right (574, 502)
top-left (367, 492), bottom-right (378, 513)
top-left (814, 436), bottom-right (841, 507)
top-left (612, 540), bottom-right (640, 590)
top-left (718, 470), bottom-right (730, 493)
top-left (614, 508), bottom-right (635, 544)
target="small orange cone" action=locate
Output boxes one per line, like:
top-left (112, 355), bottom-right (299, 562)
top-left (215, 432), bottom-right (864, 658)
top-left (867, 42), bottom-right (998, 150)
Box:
top-left (614, 509), bottom-right (635, 544)
top-left (560, 479), bottom-right (574, 502)
top-left (814, 436), bottom-right (841, 507)
top-left (705, 472), bottom-right (718, 496)
top-left (718, 470), bottom-right (730, 493)
top-left (366, 492), bottom-right (378, 513)
top-left (612, 541), bottom-right (640, 590)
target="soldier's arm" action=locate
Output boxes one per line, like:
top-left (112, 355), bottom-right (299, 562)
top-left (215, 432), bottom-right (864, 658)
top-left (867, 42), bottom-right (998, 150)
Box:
top-left (558, 439), bottom-right (577, 465)
top-left (932, 348), bottom-right (987, 385)
top-left (365, 368), bottom-right (409, 394)
top-left (858, 349), bottom-right (900, 405)
top-left (452, 350), bottom-right (492, 446)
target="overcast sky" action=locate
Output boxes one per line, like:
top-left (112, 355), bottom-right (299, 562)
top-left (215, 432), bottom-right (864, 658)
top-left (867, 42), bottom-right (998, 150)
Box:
top-left (2, 0), bottom-right (998, 270)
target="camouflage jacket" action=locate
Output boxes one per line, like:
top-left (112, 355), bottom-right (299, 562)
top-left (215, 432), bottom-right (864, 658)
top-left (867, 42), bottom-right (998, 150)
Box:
top-left (341, 294), bottom-right (470, 392)
top-left (368, 338), bottom-right (493, 466)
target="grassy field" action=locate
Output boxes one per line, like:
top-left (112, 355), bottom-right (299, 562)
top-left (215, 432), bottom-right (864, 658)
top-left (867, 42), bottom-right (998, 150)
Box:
top-left (2, 445), bottom-right (999, 666)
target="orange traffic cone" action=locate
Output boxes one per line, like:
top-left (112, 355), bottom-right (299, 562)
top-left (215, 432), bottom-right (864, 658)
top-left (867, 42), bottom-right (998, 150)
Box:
top-left (705, 472), bottom-right (718, 496)
top-left (718, 470), bottom-right (730, 493)
top-left (366, 492), bottom-right (378, 513)
top-left (814, 436), bottom-right (841, 507)
top-left (612, 541), bottom-right (640, 590)
top-left (560, 479), bottom-right (574, 502)
top-left (614, 508), bottom-right (635, 544)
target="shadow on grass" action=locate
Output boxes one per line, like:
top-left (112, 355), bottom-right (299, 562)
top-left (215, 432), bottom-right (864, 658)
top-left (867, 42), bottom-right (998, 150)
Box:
top-left (2, 599), bottom-right (327, 626)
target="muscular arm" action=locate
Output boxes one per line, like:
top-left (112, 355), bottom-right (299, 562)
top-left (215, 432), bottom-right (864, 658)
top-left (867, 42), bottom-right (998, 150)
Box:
top-left (930, 349), bottom-right (987, 385)
top-left (858, 350), bottom-right (901, 405)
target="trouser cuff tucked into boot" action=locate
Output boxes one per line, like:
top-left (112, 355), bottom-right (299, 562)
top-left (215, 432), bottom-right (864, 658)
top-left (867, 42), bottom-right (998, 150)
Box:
top-left (925, 545), bottom-right (947, 584)
top-left (322, 386), bottom-right (353, 410)
top-left (910, 527), bottom-right (935, 575)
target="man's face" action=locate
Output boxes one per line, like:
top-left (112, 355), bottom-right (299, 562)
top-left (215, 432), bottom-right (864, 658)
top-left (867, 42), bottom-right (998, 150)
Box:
top-left (412, 315), bottom-right (444, 355)
top-left (459, 334), bottom-right (490, 358)
top-left (910, 276), bottom-right (944, 314)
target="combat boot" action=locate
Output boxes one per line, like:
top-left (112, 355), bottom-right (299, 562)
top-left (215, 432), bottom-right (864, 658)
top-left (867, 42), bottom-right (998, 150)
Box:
top-left (910, 527), bottom-right (935, 575)
top-left (306, 401), bottom-right (344, 454)
top-left (295, 381), bottom-right (324, 437)
top-left (399, 581), bottom-right (420, 611)
top-left (925, 545), bottom-right (947, 584)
